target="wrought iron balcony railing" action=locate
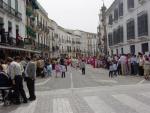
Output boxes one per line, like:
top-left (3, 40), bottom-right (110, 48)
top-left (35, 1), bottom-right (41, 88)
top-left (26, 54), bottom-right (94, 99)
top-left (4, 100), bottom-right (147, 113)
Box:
top-left (0, 32), bottom-right (24, 48)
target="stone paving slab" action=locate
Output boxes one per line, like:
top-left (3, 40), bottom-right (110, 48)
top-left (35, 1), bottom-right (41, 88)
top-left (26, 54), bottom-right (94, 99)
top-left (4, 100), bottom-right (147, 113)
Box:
top-left (1, 84), bottom-right (150, 113)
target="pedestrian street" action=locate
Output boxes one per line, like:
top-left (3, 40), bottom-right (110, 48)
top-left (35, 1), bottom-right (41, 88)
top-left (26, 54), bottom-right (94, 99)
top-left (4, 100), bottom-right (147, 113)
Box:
top-left (0, 66), bottom-right (150, 113)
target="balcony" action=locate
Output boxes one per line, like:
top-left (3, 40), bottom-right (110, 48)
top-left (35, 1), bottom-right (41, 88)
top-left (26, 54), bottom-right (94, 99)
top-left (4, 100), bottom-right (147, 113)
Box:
top-left (43, 26), bottom-right (49, 33)
top-left (26, 26), bottom-right (36, 39)
top-left (0, 32), bottom-right (24, 48)
top-left (0, 1), bottom-right (22, 20)
top-left (26, 6), bottom-right (33, 17)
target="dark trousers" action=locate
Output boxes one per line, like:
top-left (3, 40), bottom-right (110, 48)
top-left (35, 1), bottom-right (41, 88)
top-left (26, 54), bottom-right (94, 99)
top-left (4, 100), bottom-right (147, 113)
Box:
top-left (117, 64), bottom-right (122, 75)
top-left (138, 66), bottom-right (144, 76)
top-left (82, 68), bottom-right (85, 75)
top-left (1, 90), bottom-right (5, 101)
top-left (14, 75), bottom-right (27, 103)
top-left (62, 72), bottom-right (66, 78)
top-left (26, 77), bottom-right (36, 100)
top-left (113, 70), bottom-right (117, 76)
top-left (36, 67), bottom-right (40, 77)
top-left (109, 71), bottom-right (113, 78)
top-left (131, 63), bottom-right (134, 75)
top-left (65, 65), bottom-right (67, 71)
top-left (132, 63), bottom-right (138, 75)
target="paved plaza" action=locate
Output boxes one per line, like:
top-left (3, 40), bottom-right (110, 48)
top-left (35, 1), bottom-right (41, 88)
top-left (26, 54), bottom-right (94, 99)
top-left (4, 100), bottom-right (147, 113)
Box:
top-left (0, 66), bottom-right (150, 113)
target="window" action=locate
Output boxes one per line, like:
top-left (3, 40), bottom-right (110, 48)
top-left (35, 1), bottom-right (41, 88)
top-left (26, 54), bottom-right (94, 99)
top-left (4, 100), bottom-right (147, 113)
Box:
top-left (114, 8), bottom-right (118, 21)
top-left (139, 0), bottom-right (146, 4)
top-left (127, 0), bottom-right (134, 9)
top-left (127, 19), bottom-right (135, 40)
top-left (0, 17), bottom-right (3, 42)
top-left (8, 0), bottom-right (11, 12)
top-left (116, 49), bottom-right (118, 55)
top-left (119, 26), bottom-right (123, 43)
top-left (121, 48), bottom-right (124, 54)
top-left (119, 3), bottom-right (123, 17)
top-left (111, 50), bottom-right (113, 56)
top-left (113, 30), bottom-right (117, 45)
top-left (0, 0), bottom-right (3, 8)
top-left (15, 0), bottom-right (18, 11)
top-left (130, 45), bottom-right (135, 54)
top-left (138, 13), bottom-right (148, 36)
top-left (8, 21), bottom-right (12, 32)
top-left (141, 43), bottom-right (149, 54)
top-left (108, 14), bottom-right (113, 25)
top-left (117, 26), bottom-right (124, 43)
top-left (8, 0), bottom-right (11, 6)
top-left (108, 33), bottom-right (113, 46)
top-left (0, 17), bottom-right (3, 27)
top-left (16, 25), bottom-right (19, 35)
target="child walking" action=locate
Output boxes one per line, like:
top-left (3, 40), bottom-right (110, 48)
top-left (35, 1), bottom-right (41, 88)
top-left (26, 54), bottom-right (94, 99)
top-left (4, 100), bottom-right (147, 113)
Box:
top-left (113, 61), bottom-right (117, 76)
top-left (109, 62), bottom-right (114, 78)
top-left (61, 64), bottom-right (66, 78)
top-left (47, 63), bottom-right (52, 77)
top-left (55, 62), bottom-right (60, 78)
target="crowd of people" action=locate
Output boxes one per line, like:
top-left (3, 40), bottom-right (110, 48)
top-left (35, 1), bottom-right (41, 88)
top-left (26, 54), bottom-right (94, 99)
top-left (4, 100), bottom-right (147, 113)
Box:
top-left (85, 52), bottom-right (150, 80)
top-left (107, 53), bottom-right (150, 80)
top-left (0, 52), bottom-right (150, 106)
top-left (0, 55), bottom-right (74, 105)
top-left (0, 56), bottom-right (37, 105)
top-left (0, 55), bottom-right (63, 105)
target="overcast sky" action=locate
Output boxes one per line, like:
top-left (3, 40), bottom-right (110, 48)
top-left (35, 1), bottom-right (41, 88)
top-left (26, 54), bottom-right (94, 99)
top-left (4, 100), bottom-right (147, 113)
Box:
top-left (37, 0), bottom-right (114, 33)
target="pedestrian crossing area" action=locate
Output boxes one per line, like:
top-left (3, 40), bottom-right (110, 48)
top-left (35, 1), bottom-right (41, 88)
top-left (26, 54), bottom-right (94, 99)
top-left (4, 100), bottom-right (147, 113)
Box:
top-left (1, 91), bottom-right (150, 113)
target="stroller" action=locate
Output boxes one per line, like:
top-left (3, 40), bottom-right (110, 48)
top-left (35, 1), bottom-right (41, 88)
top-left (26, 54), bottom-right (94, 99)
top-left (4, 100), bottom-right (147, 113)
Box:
top-left (0, 71), bottom-right (13, 106)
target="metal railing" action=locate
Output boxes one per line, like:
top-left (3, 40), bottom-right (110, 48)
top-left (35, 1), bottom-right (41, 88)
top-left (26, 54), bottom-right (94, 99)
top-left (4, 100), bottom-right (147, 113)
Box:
top-left (0, 32), bottom-right (24, 48)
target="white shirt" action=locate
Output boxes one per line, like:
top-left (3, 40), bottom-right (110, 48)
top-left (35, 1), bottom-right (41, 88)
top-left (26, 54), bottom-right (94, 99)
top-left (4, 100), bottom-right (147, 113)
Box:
top-left (120, 55), bottom-right (126, 64)
top-left (113, 64), bottom-right (117, 70)
top-left (61, 65), bottom-right (66, 72)
top-left (109, 65), bottom-right (114, 71)
top-left (7, 61), bottom-right (22, 80)
top-left (131, 57), bottom-right (137, 64)
top-left (25, 62), bottom-right (29, 77)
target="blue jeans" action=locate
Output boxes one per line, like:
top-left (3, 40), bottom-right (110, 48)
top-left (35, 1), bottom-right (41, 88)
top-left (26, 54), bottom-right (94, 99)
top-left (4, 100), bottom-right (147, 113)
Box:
top-left (47, 70), bottom-right (52, 76)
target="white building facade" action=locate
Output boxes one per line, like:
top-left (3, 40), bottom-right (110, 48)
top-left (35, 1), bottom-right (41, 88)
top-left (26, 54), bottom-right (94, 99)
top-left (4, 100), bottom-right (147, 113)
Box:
top-left (36, 2), bottom-right (50, 57)
top-left (0, 0), bottom-right (27, 58)
top-left (0, 0), bottom-right (26, 44)
top-left (106, 0), bottom-right (150, 56)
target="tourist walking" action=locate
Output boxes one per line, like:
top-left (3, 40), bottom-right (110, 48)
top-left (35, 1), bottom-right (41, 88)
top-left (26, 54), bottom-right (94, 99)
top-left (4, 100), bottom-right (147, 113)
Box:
top-left (120, 54), bottom-right (127, 75)
top-left (43, 65), bottom-right (48, 77)
top-left (80, 60), bottom-right (86, 75)
top-left (144, 57), bottom-right (150, 80)
top-left (61, 64), bottom-right (66, 78)
top-left (138, 54), bottom-right (144, 76)
top-left (117, 59), bottom-right (122, 75)
top-left (109, 62), bottom-right (113, 78)
top-left (47, 63), bottom-right (52, 77)
top-left (113, 61), bottom-right (117, 76)
top-left (55, 62), bottom-right (60, 78)
top-left (131, 55), bottom-right (138, 75)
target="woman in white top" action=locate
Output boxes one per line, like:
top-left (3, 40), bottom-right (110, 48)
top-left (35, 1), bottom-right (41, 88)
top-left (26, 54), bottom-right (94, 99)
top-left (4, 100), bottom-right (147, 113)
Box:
top-left (138, 55), bottom-right (144, 76)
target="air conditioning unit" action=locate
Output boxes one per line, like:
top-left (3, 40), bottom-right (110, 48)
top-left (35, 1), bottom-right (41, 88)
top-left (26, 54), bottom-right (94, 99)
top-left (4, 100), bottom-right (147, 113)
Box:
top-left (138, 0), bottom-right (145, 4)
